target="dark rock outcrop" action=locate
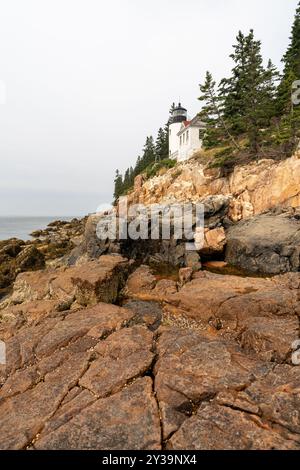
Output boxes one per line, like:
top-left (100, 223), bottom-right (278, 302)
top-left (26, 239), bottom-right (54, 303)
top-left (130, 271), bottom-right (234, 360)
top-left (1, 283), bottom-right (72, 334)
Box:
top-left (226, 211), bottom-right (300, 275)
top-left (68, 197), bottom-right (230, 269)
top-left (0, 240), bottom-right (45, 299)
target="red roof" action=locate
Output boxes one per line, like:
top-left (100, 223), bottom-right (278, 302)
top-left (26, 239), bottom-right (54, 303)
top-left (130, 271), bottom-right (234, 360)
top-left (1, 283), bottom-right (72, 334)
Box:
top-left (183, 120), bottom-right (191, 127)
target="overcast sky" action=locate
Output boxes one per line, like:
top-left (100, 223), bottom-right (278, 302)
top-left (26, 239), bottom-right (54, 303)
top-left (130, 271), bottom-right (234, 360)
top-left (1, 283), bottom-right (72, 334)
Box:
top-left (0, 0), bottom-right (298, 216)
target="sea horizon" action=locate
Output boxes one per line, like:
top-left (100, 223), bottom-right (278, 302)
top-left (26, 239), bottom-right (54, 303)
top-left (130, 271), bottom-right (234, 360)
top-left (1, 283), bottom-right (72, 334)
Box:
top-left (0, 215), bottom-right (81, 241)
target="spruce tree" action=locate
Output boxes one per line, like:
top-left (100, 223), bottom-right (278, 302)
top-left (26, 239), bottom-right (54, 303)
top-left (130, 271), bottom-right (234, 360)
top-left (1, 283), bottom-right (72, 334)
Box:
top-left (169, 102), bottom-right (176, 122)
top-left (264, 59), bottom-right (280, 120)
top-left (164, 102), bottom-right (176, 156)
top-left (198, 71), bottom-right (240, 149)
top-left (155, 127), bottom-right (168, 161)
top-left (134, 156), bottom-right (142, 176)
top-left (277, 2), bottom-right (300, 114)
top-left (220, 30), bottom-right (279, 152)
top-left (164, 122), bottom-right (170, 157)
top-left (128, 166), bottom-right (134, 187)
top-left (219, 31), bottom-right (248, 134)
top-left (113, 169), bottom-right (123, 203)
top-left (122, 168), bottom-right (130, 194)
top-left (141, 136), bottom-right (156, 168)
top-left (112, 107), bottom-right (177, 202)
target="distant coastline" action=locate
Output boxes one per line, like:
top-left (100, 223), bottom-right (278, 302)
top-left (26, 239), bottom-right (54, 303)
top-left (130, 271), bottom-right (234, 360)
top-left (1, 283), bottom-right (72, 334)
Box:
top-left (0, 216), bottom-right (76, 241)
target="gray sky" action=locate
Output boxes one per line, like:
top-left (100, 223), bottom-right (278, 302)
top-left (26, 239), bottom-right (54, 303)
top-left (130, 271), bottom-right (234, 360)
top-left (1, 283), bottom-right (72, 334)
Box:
top-left (0, 0), bottom-right (298, 216)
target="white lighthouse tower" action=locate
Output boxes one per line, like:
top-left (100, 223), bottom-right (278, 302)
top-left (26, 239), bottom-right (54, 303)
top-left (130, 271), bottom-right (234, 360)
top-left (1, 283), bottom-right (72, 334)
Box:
top-left (169, 103), bottom-right (187, 160)
top-left (168, 102), bottom-right (205, 161)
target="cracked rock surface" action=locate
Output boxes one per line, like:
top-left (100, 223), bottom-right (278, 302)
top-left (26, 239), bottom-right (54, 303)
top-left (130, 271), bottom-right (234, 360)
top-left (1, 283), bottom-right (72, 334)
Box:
top-left (0, 258), bottom-right (300, 450)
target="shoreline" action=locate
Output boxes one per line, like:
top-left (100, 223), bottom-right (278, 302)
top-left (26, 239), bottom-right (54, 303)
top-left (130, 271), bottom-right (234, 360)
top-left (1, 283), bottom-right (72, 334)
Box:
top-left (0, 217), bottom-right (87, 300)
top-left (0, 216), bottom-right (81, 242)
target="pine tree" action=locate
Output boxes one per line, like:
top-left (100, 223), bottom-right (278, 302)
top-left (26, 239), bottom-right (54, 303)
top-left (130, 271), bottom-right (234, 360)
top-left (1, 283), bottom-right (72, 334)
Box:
top-left (121, 166), bottom-right (135, 192)
top-left (122, 168), bottom-right (131, 194)
top-left (134, 156), bottom-right (142, 176)
top-left (284, 1), bottom-right (300, 74)
top-left (219, 31), bottom-right (249, 134)
top-left (264, 59), bottom-right (280, 119)
top-left (141, 136), bottom-right (156, 168)
top-left (128, 166), bottom-right (134, 186)
top-left (113, 169), bottom-right (123, 203)
top-left (164, 122), bottom-right (170, 157)
top-left (198, 71), bottom-right (240, 149)
top-left (277, 2), bottom-right (300, 114)
top-left (155, 127), bottom-right (168, 161)
top-left (164, 102), bottom-right (176, 156)
top-left (112, 107), bottom-right (175, 201)
top-left (220, 30), bottom-right (279, 152)
top-left (169, 102), bottom-right (176, 122)
top-left (242, 32), bottom-right (278, 151)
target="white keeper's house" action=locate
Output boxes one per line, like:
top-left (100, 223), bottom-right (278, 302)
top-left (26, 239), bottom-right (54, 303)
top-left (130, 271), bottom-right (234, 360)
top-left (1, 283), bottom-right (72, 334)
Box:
top-left (169, 103), bottom-right (205, 161)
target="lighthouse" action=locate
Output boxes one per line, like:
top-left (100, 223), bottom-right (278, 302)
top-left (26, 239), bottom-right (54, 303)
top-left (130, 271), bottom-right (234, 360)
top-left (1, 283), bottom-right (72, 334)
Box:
top-left (168, 102), bottom-right (205, 161)
top-left (168, 103), bottom-right (187, 160)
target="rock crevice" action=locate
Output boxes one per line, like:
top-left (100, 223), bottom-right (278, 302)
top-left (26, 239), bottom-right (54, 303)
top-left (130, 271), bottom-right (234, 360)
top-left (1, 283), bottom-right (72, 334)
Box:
top-left (0, 244), bottom-right (300, 450)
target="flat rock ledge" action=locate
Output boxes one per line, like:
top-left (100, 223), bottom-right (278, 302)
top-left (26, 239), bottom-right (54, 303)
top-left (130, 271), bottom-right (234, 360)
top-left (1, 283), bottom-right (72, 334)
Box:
top-left (0, 258), bottom-right (299, 450)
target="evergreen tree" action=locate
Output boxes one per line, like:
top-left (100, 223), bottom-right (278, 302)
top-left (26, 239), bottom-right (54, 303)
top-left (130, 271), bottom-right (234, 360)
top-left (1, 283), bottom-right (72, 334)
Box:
top-left (198, 71), bottom-right (240, 149)
top-left (122, 168), bottom-right (131, 194)
top-left (155, 127), bottom-right (168, 161)
top-left (277, 2), bottom-right (300, 114)
top-left (128, 166), bottom-right (134, 186)
top-left (134, 156), bottom-right (142, 176)
top-left (112, 107), bottom-right (176, 201)
top-left (164, 122), bottom-right (170, 157)
top-left (264, 59), bottom-right (280, 119)
top-left (220, 30), bottom-right (278, 152)
top-left (141, 136), bottom-right (156, 168)
top-left (163, 102), bottom-right (177, 157)
top-left (169, 102), bottom-right (176, 122)
top-left (113, 169), bottom-right (123, 203)
top-left (219, 31), bottom-right (249, 134)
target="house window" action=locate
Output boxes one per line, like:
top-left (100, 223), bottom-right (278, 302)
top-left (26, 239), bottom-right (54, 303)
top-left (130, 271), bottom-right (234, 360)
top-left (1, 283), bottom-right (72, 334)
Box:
top-left (183, 134), bottom-right (185, 144)
top-left (186, 130), bottom-right (189, 142)
top-left (180, 136), bottom-right (182, 146)
top-left (199, 129), bottom-right (203, 140)
top-left (169, 129), bottom-right (171, 136)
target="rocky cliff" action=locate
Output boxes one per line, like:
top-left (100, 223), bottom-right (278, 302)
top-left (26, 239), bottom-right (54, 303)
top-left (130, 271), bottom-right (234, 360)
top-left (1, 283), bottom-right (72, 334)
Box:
top-left (0, 152), bottom-right (300, 450)
top-left (119, 153), bottom-right (300, 275)
top-left (128, 152), bottom-right (300, 221)
top-left (66, 154), bottom-right (300, 277)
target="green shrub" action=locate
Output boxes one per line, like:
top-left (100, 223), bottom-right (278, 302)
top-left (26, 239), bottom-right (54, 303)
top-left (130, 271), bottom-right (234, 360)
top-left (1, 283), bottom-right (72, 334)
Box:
top-left (145, 159), bottom-right (176, 179)
top-left (209, 147), bottom-right (235, 168)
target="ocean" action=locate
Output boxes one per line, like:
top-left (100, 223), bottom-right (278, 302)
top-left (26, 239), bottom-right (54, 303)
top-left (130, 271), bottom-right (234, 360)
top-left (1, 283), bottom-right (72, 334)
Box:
top-left (0, 216), bottom-right (75, 241)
